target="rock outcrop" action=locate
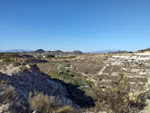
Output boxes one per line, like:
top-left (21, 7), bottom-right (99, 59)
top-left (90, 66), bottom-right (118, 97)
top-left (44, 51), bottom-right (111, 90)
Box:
top-left (0, 64), bottom-right (77, 112)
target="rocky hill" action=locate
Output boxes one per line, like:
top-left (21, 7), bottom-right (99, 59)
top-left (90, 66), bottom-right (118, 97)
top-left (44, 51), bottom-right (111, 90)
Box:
top-left (0, 63), bottom-right (94, 112)
top-left (29, 49), bottom-right (83, 57)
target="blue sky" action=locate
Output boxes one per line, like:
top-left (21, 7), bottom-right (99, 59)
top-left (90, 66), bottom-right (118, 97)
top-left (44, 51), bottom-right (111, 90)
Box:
top-left (0, 0), bottom-right (150, 52)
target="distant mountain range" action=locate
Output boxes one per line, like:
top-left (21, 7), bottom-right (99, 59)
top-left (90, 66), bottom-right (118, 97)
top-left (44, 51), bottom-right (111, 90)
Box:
top-left (89, 50), bottom-right (119, 53)
top-left (0, 49), bottom-right (83, 55)
top-left (0, 49), bottom-right (130, 54)
top-left (0, 49), bottom-right (33, 53)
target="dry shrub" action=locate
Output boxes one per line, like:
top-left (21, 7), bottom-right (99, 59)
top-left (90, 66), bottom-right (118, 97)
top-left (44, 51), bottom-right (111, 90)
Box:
top-left (0, 86), bottom-right (25, 113)
top-left (28, 92), bottom-right (77, 113)
top-left (0, 80), bottom-right (5, 84)
top-left (56, 105), bottom-right (74, 113)
top-left (0, 86), bottom-right (16, 104)
top-left (12, 62), bottom-right (21, 67)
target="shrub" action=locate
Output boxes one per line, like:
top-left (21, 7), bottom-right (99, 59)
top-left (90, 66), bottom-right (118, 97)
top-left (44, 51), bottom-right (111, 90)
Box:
top-left (0, 80), bottom-right (5, 84)
top-left (28, 92), bottom-right (76, 113)
top-left (0, 86), bottom-right (16, 104)
top-left (85, 71), bottom-right (88, 74)
top-left (40, 70), bottom-right (44, 73)
top-left (29, 93), bottom-right (58, 112)
top-left (47, 55), bottom-right (55, 58)
top-left (19, 66), bottom-right (28, 71)
top-left (12, 62), bottom-right (21, 67)
top-left (64, 60), bottom-right (69, 62)
top-left (56, 105), bottom-right (74, 113)
top-left (63, 63), bottom-right (70, 67)
top-left (99, 78), bottom-right (102, 81)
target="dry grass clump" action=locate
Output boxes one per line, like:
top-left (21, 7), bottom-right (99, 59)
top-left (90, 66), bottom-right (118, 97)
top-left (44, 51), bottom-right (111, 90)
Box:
top-left (28, 92), bottom-right (77, 113)
top-left (0, 86), bottom-right (16, 104)
top-left (56, 105), bottom-right (74, 113)
top-left (0, 86), bottom-right (26, 112)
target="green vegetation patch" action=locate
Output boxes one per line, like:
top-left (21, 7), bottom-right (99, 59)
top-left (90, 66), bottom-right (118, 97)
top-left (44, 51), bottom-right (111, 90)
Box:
top-left (3, 57), bottom-right (12, 62)
top-left (48, 70), bottom-right (58, 78)
top-left (12, 62), bottom-right (21, 67)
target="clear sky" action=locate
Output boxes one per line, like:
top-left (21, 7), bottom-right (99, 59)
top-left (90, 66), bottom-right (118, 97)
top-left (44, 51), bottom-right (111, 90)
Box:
top-left (0, 0), bottom-right (150, 52)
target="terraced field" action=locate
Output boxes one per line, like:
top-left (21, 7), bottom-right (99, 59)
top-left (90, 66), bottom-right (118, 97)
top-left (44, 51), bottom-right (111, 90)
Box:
top-left (70, 52), bottom-right (150, 93)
